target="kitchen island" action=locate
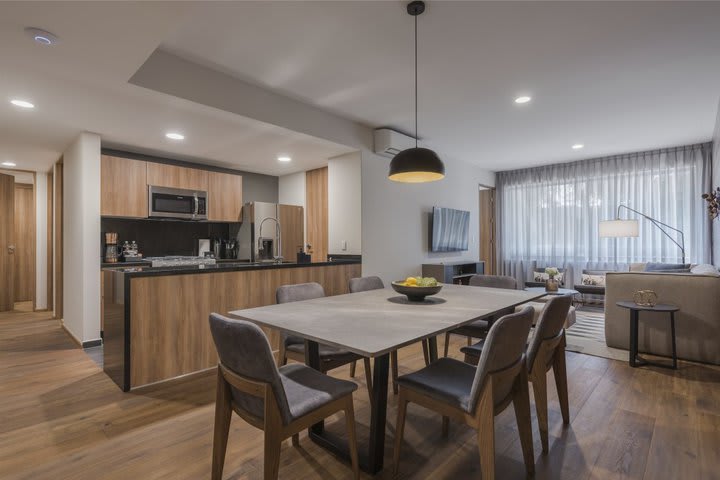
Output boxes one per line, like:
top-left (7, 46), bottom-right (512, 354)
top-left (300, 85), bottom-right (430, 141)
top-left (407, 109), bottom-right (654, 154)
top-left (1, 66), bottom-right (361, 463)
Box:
top-left (102, 260), bottom-right (361, 391)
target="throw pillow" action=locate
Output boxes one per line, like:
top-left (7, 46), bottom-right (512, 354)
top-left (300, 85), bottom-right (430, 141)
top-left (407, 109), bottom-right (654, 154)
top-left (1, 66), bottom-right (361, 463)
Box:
top-left (690, 264), bottom-right (720, 276)
top-left (581, 273), bottom-right (606, 287)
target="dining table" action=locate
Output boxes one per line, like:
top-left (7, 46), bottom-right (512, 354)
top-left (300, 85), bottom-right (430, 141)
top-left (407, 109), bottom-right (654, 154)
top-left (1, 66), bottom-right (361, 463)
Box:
top-left (229, 283), bottom-right (543, 475)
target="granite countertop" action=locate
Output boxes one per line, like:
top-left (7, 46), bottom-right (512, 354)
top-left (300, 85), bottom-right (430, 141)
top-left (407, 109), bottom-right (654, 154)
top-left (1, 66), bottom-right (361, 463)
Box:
top-left (102, 259), bottom-right (361, 278)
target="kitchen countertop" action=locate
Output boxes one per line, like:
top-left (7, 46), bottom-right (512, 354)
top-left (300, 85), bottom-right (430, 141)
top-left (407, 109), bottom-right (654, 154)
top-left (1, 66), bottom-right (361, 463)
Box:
top-left (102, 259), bottom-right (361, 278)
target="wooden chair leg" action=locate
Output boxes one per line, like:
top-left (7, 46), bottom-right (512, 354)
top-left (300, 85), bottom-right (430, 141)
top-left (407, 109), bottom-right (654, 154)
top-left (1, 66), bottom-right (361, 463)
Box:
top-left (554, 341), bottom-right (570, 425)
top-left (363, 357), bottom-right (374, 401)
top-left (349, 360), bottom-right (357, 377)
top-left (211, 368), bottom-right (232, 480)
top-left (421, 339), bottom-right (430, 366)
top-left (344, 396), bottom-right (360, 480)
top-left (476, 397), bottom-right (496, 480)
top-left (263, 430), bottom-right (282, 480)
top-left (291, 433), bottom-right (299, 447)
top-left (514, 371), bottom-right (536, 475)
top-left (531, 369), bottom-right (549, 454)
top-left (393, 390), bottom-right (409, 476)
top-left (443, 332), bottom-right (451, 357)
top-left (391, 350), bottom-right (399, 395)
top-left (277, 342), bottom-right (287, 367)
top-left (467, 336), bottom-right (472, 346)
top-left (441, 416), bottom-right (449, 438)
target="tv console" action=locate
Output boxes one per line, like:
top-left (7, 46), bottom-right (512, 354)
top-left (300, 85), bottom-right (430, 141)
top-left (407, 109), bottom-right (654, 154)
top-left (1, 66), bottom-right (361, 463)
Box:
top-left (422, 261), bottom-right (485, 286)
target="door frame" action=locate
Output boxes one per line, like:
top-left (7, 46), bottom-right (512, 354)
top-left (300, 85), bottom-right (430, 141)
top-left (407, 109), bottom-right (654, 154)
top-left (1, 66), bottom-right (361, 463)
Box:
top-left (478, 184), bottom-right (496, 275)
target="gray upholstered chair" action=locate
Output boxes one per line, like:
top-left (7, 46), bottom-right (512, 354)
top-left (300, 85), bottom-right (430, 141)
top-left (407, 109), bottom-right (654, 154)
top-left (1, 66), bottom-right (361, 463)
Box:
top-left (276, 283), bottom-right (373, 397)
top-left (348, 276), bottom-right (431, 396)
top-left (462, 295), bottom-right (572, 453)
top-left (443, 274), bottom-right (518, 357)
top-left (393, 307), bottom-right (536, 480)
top-left (209, 314), bottom-right (359, 480)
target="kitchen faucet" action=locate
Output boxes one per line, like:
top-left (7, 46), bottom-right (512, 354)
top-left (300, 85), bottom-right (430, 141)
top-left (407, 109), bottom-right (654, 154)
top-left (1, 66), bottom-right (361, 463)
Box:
top-left (258, 217), bottom-right (283, 263)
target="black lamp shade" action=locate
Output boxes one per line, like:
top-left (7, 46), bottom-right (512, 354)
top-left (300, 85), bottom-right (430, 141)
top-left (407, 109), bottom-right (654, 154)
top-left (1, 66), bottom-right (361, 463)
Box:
top-left (388, 147), bottom-right (445, 183)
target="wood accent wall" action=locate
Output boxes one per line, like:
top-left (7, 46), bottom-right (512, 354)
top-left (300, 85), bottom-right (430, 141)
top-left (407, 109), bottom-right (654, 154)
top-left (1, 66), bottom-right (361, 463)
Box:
top-left (278, 204), bottom-right (304, 261)
top-left (306, 167), bottom-right (328, 262)
top-left (146, 162), bottom-right (208, 191)
top-left (13, 184), bottom-right (34, 302)
top-left (100, 155), bottom-right (147, 218)
top-left (127, 263), bottom-right (360, 389)
top-left (0, 173), bottom-right (14, 312)
top-left (208, 171), bottom-right (242, 221)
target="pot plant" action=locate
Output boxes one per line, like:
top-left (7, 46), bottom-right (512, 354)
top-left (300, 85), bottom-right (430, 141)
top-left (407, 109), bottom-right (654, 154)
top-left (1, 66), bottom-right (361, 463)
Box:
top-left (702, 187), bottom-right (720, 220)
top-left (545, 267), bottom-right (560, 292)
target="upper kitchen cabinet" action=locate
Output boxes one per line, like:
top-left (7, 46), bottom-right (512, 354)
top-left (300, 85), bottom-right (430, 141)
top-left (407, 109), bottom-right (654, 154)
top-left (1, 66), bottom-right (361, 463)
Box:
top-left (101, 155), bottom-right (148, 218)
top-left (146, 162), bottom-right (208, 191)
top-left (208, 171), bottom-right (243, 222)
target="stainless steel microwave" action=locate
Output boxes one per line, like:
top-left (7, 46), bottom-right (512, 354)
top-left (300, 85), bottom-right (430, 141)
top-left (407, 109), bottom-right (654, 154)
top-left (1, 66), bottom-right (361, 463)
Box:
top-left (148, 185), bottom-right (208, 220)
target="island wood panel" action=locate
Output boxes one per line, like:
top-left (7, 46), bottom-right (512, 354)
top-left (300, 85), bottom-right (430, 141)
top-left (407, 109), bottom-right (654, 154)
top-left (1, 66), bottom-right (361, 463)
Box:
top-left (306, 167), bottom-right (328, 262)
top-left (100, 155), bottom-right (148, 218)
top-left (208, 171), bottom-right (242, 221)
top-left (278, 204), bottom-right (304, 261)
top-left (13, 183), bottom-right (35, 302)
top-left (0, 173), bottom-right (14, 311)
top-left (129, 263), bottom-right (360, 388)
top-left (146, 162), bottom-right (209, 191)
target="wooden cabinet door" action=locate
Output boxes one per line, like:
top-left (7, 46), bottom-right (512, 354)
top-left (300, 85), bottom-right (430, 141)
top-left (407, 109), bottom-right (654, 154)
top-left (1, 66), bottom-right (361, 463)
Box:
top-left (0, 173), bottom-right (14, 311)
top-left (101, 155), bottom-right (148, 217)
top-left (278, 204), bottom-right (304, 261)
top-left (208, 172), bottom-right (242, 221)
top-left (306, 167), bottom-right (328, 262)
top-left (146, 163), bottom-right (208, 191)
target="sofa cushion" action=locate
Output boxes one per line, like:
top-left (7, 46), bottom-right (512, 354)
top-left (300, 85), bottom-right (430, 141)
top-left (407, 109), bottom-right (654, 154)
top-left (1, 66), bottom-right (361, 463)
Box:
top-left (691, 264), bottom-right (720, 276)
top-left (644, 262), bottom-right (691, 273)
top-left (581, 273), bottom-right (606, 287)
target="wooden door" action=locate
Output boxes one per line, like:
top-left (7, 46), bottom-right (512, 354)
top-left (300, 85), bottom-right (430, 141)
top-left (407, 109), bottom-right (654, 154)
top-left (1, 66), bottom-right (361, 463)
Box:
top-left (101, 155), bottom-right (147, 217)
top-left (146, 162), bottom-right (208, 191)
top-left (208, 171), bottom-right (242, 221)
top-left (0, 173), bottom-right (15, 311)
top-left (278, 204), bottom-right (304, 262)
top-left (479, 188), bottom-right (496, 275)
top-left (306, 167), bottom-right (328, 262)
top-left (13, 183), bottom-right (34, 302)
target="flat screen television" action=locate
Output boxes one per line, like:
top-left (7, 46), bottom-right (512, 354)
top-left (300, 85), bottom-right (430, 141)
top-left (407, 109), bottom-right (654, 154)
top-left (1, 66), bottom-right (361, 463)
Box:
top-left (431, 206), bottom-right (470, 252)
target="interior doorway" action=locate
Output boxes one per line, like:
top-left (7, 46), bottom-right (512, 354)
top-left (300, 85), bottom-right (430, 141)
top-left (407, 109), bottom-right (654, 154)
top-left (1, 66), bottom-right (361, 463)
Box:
top-left (479, 185), bottom-right (496, 275)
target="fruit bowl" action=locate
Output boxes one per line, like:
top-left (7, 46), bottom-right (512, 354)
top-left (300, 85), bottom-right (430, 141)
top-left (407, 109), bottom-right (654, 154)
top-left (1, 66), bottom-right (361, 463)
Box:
top-left (391, 281), bottom-right (443, 302)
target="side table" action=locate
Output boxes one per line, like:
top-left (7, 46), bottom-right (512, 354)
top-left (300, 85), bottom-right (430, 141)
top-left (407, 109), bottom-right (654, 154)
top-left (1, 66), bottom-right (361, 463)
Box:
top-left (616, 301), bottom-right (678, 369)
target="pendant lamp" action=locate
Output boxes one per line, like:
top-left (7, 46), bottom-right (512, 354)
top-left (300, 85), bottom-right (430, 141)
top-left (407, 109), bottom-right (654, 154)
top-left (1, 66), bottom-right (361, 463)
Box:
top-left (388, 0), bottom-right (445, 183)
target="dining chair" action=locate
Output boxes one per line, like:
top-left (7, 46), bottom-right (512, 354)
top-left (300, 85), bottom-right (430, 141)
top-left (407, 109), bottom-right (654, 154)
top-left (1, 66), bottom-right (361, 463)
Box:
top-left (394, 307), bottom-right (536, 480)
top-left (461, 295), bottom-right (572, 453)
top-left (348, 276), bottom-right (431, 395)
top-left (443, 274), bottom-right (518, 357)
top-left (208, 313), bottom-right (360, 480)
top-left (276, 283), bottom-right (373, 397)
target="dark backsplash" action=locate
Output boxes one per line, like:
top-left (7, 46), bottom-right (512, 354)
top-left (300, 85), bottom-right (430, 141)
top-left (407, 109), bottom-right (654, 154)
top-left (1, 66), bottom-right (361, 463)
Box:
top-left (101, 218), bottom-right (237, 258)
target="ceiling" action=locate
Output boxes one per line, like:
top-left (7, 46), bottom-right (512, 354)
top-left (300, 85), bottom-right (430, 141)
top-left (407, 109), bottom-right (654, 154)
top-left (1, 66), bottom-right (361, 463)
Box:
top-left (1, 1), bottom-right (719, 175)
top-left (0, 2), bottom-right (353, 174)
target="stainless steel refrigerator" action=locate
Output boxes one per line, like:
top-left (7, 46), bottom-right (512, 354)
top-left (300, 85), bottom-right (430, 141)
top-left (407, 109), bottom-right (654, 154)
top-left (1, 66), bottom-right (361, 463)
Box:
top-left (237, 202), bottom-right (304, 262)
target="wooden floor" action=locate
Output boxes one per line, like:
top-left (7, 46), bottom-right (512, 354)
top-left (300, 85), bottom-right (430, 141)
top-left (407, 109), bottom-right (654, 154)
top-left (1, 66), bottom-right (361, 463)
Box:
top-left (1, 305), bottom-right (719, 480)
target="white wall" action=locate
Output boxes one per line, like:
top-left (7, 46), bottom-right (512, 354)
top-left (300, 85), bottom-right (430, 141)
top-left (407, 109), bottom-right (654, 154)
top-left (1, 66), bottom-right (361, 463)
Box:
top-left (328, 152), bottom-right (362, 255)
top-left (35, 172), bottom-right (47, 310)
top-left (362, 151), bottom-right (495, 283)
top-left (62, 132), bottom-right (102, 344)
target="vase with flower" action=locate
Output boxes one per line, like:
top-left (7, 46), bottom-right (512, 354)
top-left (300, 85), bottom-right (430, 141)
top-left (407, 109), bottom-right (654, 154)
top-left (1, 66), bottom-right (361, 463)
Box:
top-left (545, 267), bottom-right (560, 292)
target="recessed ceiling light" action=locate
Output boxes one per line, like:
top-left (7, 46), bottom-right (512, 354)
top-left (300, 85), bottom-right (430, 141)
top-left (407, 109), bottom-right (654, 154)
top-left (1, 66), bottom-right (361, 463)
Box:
top-left (10, 99), bottom-right (34, 109)
top-left (1, 161), bottom-right (17, 167)
top-left (514, 96), bottom-right (531, 104)
top-left (25, 27), bottom-right (59, 46)
top-left (277, 156), bottom-right (292, 162)
top-left (572, 143), bottom-right (584, 150)
top-left (165, 132), bottom-right (185, 140)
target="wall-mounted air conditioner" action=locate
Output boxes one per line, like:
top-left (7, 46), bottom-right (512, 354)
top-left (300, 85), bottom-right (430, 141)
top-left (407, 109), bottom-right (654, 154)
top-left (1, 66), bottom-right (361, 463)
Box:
top-left (373, 128), bottom-right (416, 158)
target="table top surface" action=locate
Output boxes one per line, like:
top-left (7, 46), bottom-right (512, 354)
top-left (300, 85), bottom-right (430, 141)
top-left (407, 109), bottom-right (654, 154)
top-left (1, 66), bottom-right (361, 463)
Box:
top-left (616, 301), bottom-right (679, 312)
top-left (524, 287), bottom-right (580, 295)
top-left (229, 284), bottom-right (542, 357)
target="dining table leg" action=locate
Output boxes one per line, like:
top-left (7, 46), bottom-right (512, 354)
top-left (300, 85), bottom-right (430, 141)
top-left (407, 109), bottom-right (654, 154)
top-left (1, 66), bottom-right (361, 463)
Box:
top-left (304, 339), bottom-right (391, 475)
top-left (427, 335), bottom-right (439, 362)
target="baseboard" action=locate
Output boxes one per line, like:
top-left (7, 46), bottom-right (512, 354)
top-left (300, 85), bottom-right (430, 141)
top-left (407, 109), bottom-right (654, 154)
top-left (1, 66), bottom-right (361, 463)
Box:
top-left (82, 339), bottom-right (102, 348)
top-left (59, 321), bottom-right (103, 349)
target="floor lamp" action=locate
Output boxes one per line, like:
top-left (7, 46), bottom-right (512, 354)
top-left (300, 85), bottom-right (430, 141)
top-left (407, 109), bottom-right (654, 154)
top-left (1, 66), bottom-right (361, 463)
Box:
top-left (599, 204), bottom-right (686, 265)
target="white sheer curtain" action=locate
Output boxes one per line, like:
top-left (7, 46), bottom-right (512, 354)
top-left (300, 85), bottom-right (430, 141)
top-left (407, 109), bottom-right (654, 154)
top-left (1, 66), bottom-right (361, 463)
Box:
top-left (496, 143), bottom-right (712, 284)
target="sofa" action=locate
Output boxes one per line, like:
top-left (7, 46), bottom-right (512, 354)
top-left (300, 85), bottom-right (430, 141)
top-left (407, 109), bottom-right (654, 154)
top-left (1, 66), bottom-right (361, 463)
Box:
top-left (605, 271), bottom-right (720, 365)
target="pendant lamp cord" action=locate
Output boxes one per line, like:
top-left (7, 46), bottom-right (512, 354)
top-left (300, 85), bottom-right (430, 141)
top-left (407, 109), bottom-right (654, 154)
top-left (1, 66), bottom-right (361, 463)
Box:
top-left (414, 13), bottom-right (418, 148)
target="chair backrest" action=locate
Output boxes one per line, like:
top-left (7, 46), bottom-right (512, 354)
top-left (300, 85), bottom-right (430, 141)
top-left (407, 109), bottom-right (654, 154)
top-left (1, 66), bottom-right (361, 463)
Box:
top-left (468, 274), bottom-right (517, 290)
top-left (526, 295), bottom-right (572, 373)
top-left (208, 313), bottom-right (293, 425)
top-left (349, 276), bottom-right (384, 293)
top-left (276, 282), bottom-right (325, 304)
top-left (467, 306), bottom-right (534, 413)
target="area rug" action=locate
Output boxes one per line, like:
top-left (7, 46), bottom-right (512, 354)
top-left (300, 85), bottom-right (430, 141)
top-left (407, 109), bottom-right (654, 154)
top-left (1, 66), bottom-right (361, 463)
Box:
top-left (565, 306), bottom-right (627, 362)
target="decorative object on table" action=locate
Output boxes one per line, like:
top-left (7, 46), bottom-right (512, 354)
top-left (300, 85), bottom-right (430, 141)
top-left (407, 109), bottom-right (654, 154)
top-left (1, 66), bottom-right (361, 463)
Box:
top-left (104, 232), bottom-right (118, 263)
top-left (387, 1), bottom-right (445, 183)
top-left (296, 246), bottom-right (310, 264)
top-left (616, 301), bottom-right (679, 369)
top-left (600, 204), bottom-right (685, 264)
top-left (121, 240), bottom-right (143, 262)
top-left (532, 267), bottom-right (565, 286)
top-left (701, 187), bottom-right (720, 220)
top-left (545, 267), bottom-right (560, 292)
top-left (632, 289), bottom-right (658, 307)
top-left (391, 276), bottom-right (442, 302)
